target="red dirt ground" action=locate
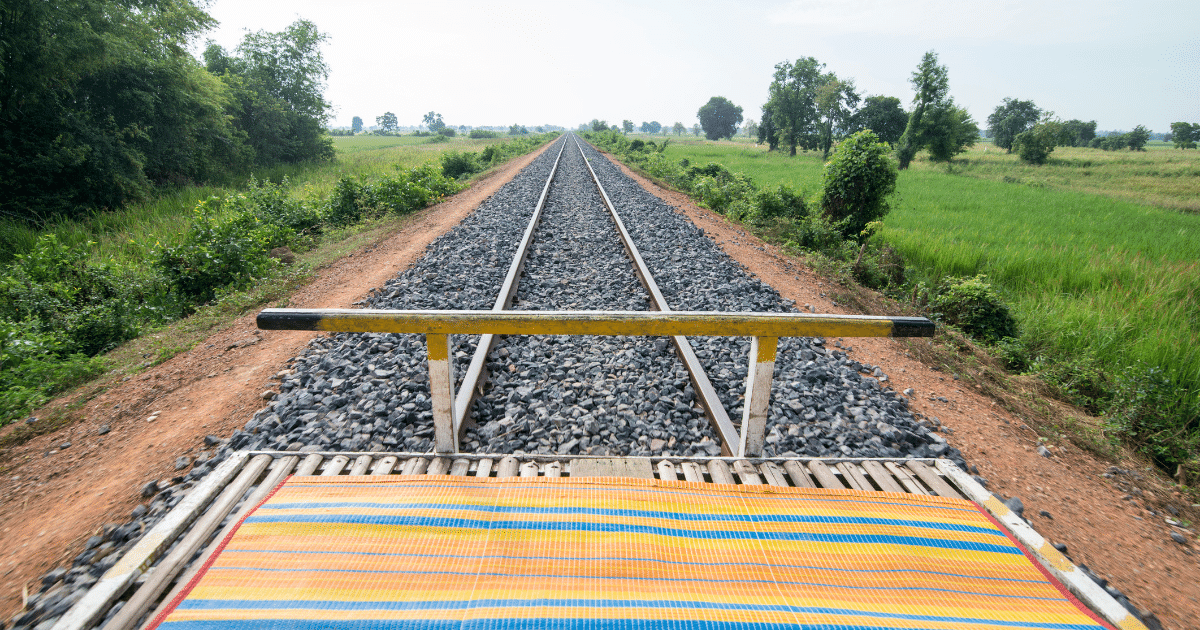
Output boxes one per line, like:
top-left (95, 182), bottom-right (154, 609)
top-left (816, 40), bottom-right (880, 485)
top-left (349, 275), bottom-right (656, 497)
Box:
top-left (1, 140), bottom-right (1197, 628)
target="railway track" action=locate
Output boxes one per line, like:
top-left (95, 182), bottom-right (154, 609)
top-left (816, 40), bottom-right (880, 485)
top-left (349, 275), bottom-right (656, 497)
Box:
top-left (30, 133), bottom-right (1156, 630)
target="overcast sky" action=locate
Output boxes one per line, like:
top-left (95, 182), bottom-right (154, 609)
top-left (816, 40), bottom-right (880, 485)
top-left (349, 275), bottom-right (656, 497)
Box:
top-left (201, 0), bottom-right (1199, 134)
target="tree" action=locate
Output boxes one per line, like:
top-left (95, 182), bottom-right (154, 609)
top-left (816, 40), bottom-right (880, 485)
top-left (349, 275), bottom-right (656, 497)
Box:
top-left (764, 57), bottom-right (823, 155)
top-left (921, 102), bottom-right (979, 162)
top-left (1058, 119), bottom-right (1097, 147)
top-left (821, 130), bottom-right (898, 240)
top-left (692, 123), bottom-right (702, 136)
top-left (1170, 122), bottom-right (1196, 149)
top-left (590, 119), bottom-right (608, 132)
top-left (986, 98), bottom-right (1041, 152)
top-left (697, 96), bottom-right (743, 141)
top-left (815, 75), bottom-right (860, 160)
top-left (1126, 125), bottom-right (1150, 151)
top-left (622, 120), bottom-right (634, 134)
top-left (423, 111), bottom-right (445, 133)
top-left (1013, 118), bottom-right (1063, 164)
top-left (846, 96), bottom-right (907, 145)
top-left (896, 51), bottom-right (974, 167)
top-left (758, 109), bottom-right (779, 150)
top-left (672, 122), bottom-right (686, 135)
top-left (376, 112), bottom-right (398, 133)
top-left (649, 121), bottom-right (663, 134)
top-left (744, 119), bottom-right (758, 138)
top-left (351, 116), bottom-right (363, 134)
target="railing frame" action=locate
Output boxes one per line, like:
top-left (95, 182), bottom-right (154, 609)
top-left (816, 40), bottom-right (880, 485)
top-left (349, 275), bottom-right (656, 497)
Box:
top-left (258, 308), bottom-right (933, 456)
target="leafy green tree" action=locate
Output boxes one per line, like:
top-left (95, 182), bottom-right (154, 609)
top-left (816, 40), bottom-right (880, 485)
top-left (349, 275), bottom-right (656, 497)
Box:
top-left (590, 119), bottom-right (608, 132)
top-left (764, 57), bottom-right (823, 155)
top-left (423, 112), bottom-right (445, 133)
top-left (622, 120), bottom-right (634, 134)
top-left (1126, 125), bottom-right (1150, 151)
top-left (205, 19), bottom-right (334, 166)
top-left (1098, 133), bottom-right (1128, 151)
top-left (757, 109), bottom-right (779, 150)
top-left (896, 51), bottom-right (949, 169)
top-left (672, 122), bottom-right (686, 135)
top-left (846, 96), bottom-right (907, 145)
top-left (1058, 119), bottom-right (1097, 147)
top-left (986, 98), bottom-right (1041, 152)
top-left (697, 96), bottom-right (743, 141)
top-left (650, 121), bottom-right (663, 134)
top-left (692, 123), bottom-right (701, 136)
top-left (1170, 122), bottom-right (1197, 149)
top-left (376, 112), bottom-right (398, 133)
top-left (351, 116), bottom-right (364, 134)
top-left (508, 124), bottom-right (528, 135)
top-left (744, 119), bottom-right (758, 138)
top-left (921, 102), bottom-right (979, 162)
top-left (1013, 118), bottom-right (1063, 164)
top-left (816, 75), bottom-right (860, 160)
top-left (821, 130), bottom-right (898, 240)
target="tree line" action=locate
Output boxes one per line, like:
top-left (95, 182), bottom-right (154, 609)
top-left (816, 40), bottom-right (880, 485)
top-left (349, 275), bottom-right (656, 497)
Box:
top-left (686, 51), bottom-right (1173, 167)
top-left (0, 0), bottom-right (334, 223)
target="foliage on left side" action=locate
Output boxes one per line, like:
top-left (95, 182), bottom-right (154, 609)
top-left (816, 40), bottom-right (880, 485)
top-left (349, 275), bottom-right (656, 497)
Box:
top-left (0, 0), bottom-right (333, 223)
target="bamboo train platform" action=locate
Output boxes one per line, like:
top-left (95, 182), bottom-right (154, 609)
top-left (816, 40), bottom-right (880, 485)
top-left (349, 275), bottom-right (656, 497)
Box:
top-left (53, 451), bottom-right (1147, 630)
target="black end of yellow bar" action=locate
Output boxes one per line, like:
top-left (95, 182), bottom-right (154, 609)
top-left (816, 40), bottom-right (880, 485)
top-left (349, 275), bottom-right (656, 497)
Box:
top-left (257, 309), bottom-right (325, 331)
top-left (890, 317), bottom-right (935, 337)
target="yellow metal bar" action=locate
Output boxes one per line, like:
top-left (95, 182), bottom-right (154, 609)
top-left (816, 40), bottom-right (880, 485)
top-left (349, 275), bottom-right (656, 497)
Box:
top-left (258, 308), bottom-right (930, 338)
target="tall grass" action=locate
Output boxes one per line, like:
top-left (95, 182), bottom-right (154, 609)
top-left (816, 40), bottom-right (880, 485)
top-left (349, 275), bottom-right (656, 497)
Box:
top-left (653, 138), bottom-right (1200, 466)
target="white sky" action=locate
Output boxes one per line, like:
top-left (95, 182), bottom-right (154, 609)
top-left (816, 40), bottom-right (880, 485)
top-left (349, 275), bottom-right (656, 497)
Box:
top-left (200, 0), bottom-right (1199, 133)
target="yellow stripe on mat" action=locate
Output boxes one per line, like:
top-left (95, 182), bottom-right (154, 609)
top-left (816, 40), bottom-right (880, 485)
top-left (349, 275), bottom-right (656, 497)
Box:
top-left (150, 476), bottom-right (1117, 630)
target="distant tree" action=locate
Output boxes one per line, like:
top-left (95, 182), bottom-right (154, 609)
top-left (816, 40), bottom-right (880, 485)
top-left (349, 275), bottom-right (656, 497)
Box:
top-left (764, 57), bottom-right (824, 155)
top-left (846, 96), bottom-right (907, 145)
top-left (1013, 118), bottom-right (1063, 164)
top-left (622, 119), bottom-right (634, 134)
top-left (1058, 119), bottom-right (1097, 147)
top-left (921, 102), bottom-right (979, 162)
top-left (744, 119), bottom-right (758, 138)
top-left (648, 121), bottom-right (663, 134)
top-left (816, 74), bottom-right (860, 160)
top-left (376, 112), bottom-right (398, 133)
top-left (1126, 125), bottom-right (1150, 151)
top-left (508, 124), bottom-right (528, 135)
top-left (1170, 122), bottom-right (1197, 149)
top-left (697, 96), bottom-right (743, 141)
top-left (821, 130), bottom-right (898, 240)
top-left (986, 98), bottom-right (1041, 152)
top-left (672, 122), bottom-right (686, 135)
top-left (423, 111), bottom-right (445, 133)
top-left (758, 109), bottom-right (779, 150)
top-left (590, 119), bottom-right (608, 132)
top-left (1097, 133), bottom-right (1128, 151)
top-left (692, 123), bottom-right (702, 136)
top-left (896, 51), bottom-right (973, 167)
top-left (351, 116), bottom-right (364, 134)
top-left (610, 125), bottom-right (619, 132)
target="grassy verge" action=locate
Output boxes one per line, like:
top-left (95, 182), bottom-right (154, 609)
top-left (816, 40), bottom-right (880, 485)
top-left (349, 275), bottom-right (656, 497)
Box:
top-left (0, 132), bottom-right (558, 429)
top-left (592, 132), bottom-right (1200, 477)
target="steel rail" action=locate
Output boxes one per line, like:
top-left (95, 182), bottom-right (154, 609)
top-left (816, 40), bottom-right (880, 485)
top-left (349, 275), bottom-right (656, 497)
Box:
top-left (571, 134), bottom-right (740, 455)
top-left (450, 137), bottom-right (568, 443)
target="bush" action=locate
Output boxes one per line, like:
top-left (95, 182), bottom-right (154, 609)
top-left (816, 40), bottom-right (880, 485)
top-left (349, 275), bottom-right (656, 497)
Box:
top-left (927, 275), bottom-right (1018, 343)
top-left (820, 130), bottom-right (898, 241)
top-left (441, 151), bottom-right (480, 180)
top-left (437, 127), bottom-right (457, 137)
top-left (468, 129), bottom-right (498, 139)
top-left (1108, 364), bottom-right (1200, 469)
top-left (425, 134), bottom-right (450, 144)
top-left (755, 185), bottom-right (809, 221)
top-left (1012, 120), bottom-right (1061, 165)
top-left (0, 320), bottom-right (108, 421)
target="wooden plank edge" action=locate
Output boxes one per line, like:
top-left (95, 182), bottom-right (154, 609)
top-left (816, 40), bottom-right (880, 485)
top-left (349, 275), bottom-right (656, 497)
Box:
top-left (52, 453), bottom-right (250, 630)
top-left (936, 460), bottom-right (1149, 630)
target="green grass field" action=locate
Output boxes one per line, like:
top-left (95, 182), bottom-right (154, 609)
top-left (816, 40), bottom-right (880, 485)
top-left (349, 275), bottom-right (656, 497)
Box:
top-left (650, 137), bottom-right (1200, 460)
top-left (0, 134), bottom-right (521, 266)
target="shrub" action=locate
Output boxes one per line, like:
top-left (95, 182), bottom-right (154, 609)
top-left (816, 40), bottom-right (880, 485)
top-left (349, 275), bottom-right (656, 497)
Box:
top-left (927, 275), bottom-right (1018, 343)
top-left (820, 130), bottom-right (898, 241)
top-left (0, 319), bottom-right (108, 421)
top-left (1108, 364), bottom-right (1200, 470)
top-left (425, 134), bottom-right (450, 144)
top-left (154, 198), bottom-right (289, 304)
top-left (437, 127), bottom-right (456, 137)
top-left (441, 151), bottom-right (480, 180)
top-left (1012, 120), bottom-right (1061, 165)
top-left (326, 177), bottom-right (367, 226)
top-left (755, 184), bottom-right (809, 221)
top-left (468, 129), bottom-right (498, 139)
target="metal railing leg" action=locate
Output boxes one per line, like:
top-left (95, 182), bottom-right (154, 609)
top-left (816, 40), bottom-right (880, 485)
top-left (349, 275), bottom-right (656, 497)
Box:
top-left (426, 333), bottom-right (458, 453)
top-left (738, 336), bottom-right (777, 457)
